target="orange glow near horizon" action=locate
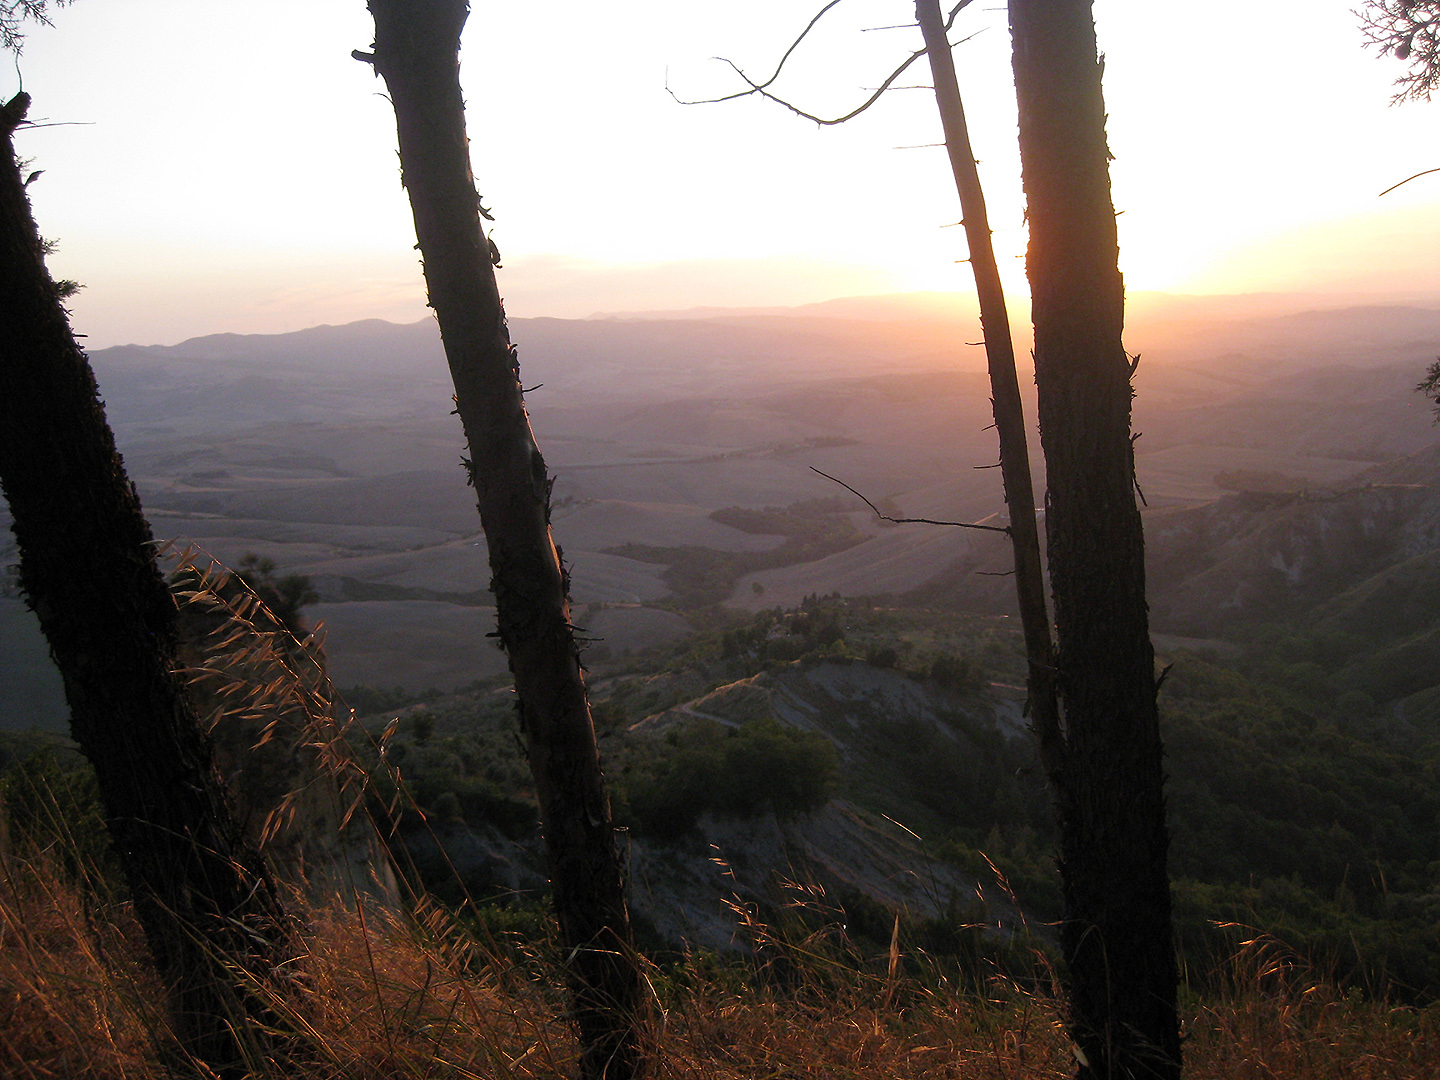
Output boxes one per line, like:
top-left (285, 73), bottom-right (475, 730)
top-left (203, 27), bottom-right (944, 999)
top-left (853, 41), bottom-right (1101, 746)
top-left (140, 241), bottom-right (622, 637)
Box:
top-left (7, 0), bottom-right (1439, 347)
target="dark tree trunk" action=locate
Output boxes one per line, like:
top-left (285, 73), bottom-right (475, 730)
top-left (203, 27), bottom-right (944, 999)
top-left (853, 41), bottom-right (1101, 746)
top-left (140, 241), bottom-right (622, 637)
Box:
top-left (0, 93), bottom-right (300, 1078)
top-left (1007, 5), bottom-right (1182, 1078)
top-left (362, 6), bottom-right (652, 1078)
top-left (915, 0), bottom-right (1062, 772)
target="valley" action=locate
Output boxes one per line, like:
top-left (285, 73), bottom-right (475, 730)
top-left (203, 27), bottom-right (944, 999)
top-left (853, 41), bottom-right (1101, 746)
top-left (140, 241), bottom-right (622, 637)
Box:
top-left (6, 291), bottom-right (1439, 724)
top-left (5, 290), bottom-right (1440, 989)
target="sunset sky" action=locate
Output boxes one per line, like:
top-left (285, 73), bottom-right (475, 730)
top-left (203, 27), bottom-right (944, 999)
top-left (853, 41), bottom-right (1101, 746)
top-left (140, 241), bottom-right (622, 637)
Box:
top-left (6, 0), bottom-right (1439, 346)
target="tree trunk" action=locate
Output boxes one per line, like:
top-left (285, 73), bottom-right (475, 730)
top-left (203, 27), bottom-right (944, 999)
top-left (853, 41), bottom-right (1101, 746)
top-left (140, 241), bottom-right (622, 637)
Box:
top-left (1007, 5), bottom-right (1182, 1078)
top-left (915, 0), bottom-right (1062, 772)
top-left (362, 6), bottom-right (652, 1079)
top-left (0, 93), bottom-right (300, 1079)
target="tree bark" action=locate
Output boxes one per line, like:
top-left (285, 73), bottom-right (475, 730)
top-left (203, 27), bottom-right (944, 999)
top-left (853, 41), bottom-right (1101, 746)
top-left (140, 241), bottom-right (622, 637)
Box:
top-left (362, 6), bottom-right (652, 1079)
top-left (0, 92), bottom-right (300, 1079)
top-left (915, 0), bottom-right (1062, 773)
top-left (1006, 5), bottom-right (1182, 1078)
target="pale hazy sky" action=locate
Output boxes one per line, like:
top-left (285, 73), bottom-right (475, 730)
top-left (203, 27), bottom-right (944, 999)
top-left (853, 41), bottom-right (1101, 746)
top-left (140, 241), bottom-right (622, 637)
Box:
top-left (6, 0), bottom-right (1439, 346)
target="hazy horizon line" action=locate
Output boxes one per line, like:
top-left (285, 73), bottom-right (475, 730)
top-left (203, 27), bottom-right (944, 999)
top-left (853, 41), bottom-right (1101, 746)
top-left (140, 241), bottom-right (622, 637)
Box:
top-left (90, 284), bottom-right (1440, 352)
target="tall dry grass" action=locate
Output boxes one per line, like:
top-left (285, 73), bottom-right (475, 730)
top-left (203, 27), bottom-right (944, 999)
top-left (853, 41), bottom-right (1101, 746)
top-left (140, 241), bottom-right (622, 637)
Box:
top-left (3, 827), bottom-right (1438, 1080)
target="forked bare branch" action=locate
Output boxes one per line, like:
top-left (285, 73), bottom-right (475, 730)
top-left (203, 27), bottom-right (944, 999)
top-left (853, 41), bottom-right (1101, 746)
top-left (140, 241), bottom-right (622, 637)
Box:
top-left (669, 0), bottom-right (976, 126)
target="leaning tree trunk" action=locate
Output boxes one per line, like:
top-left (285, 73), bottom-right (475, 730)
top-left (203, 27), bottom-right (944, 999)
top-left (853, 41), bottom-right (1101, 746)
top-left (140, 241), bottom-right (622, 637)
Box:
top-left (361, 6), bottom-right (652, 1079)
top-left (915, 0), bottom-right (1062, 772)
top-left (0, 93), bottom-right (300, 1079)
top-left (1007, 5), bottom-right (1182, 1079)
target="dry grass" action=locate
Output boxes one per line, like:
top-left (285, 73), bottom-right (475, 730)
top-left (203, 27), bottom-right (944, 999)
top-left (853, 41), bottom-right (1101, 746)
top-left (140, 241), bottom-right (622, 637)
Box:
top-left (0, 846), bottom-right (575, 1080)
top-left (3, 839), bottom-right (1438, 1080)
top-left (1180, 932), bottom-right (1440, 1080)
top-left (0, 851), bottom-right (164, 1079)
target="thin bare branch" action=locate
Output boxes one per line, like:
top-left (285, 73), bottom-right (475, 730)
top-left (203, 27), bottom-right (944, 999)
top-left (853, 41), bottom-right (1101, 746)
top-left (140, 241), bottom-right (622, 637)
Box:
top-left (667, 0), bottom-right (850, 107)
top-left (1379, 165), bottom-right (1440, 195)
top-left (810, 466), bottom-right (1010, 533)
top-left (671, 0), bottom-right (976, 126)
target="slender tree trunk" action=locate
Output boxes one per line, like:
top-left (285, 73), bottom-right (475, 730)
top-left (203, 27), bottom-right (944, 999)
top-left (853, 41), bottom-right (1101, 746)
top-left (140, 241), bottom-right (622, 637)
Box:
top-left (361, 6), bottom-right (651, 1078)
top-left (0, 93), bottom-right (300, 1079)
top-left (915, 0), bottom-right (1062, 771)
top-left (1007, 5), bottom-right (1182, 1078)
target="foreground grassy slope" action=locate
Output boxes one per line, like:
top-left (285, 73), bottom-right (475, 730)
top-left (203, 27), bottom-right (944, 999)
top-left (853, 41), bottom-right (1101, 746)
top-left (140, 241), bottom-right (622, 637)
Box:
top-left (3, 830), bottom-right (1438, 1080)
top-left (4, 583), bottom-right (1440, 1073)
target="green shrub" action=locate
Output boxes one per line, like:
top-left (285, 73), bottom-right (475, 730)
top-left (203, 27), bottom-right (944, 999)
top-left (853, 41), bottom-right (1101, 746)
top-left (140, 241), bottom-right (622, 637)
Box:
top-left (615, 718), bottom-right (839, 841)
top-left (928, 653), bottom-right (980, 692)
top-left (0, 743), bottom-right (120, 894)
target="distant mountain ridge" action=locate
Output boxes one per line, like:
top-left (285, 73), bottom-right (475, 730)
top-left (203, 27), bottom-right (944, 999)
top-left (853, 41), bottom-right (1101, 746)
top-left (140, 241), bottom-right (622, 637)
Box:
top-left (93, 289), bottom-right (1440, 385)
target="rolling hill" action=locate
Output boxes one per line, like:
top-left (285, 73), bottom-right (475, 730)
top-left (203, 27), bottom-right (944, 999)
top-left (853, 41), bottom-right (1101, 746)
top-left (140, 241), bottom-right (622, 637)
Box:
top-left (3, 291), bottom-right (1440, 730)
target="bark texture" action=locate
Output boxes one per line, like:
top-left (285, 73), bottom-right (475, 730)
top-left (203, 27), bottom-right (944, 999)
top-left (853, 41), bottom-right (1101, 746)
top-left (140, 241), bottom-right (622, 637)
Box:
top-left (1007, 5), bottom-right (1182, 1078)
top-left (0, 93), bottom-right (299, 1078)
top-left (363, 6), bottom-right (652, 1078)
top-left (916, 0), bottom-right (1061, 772)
